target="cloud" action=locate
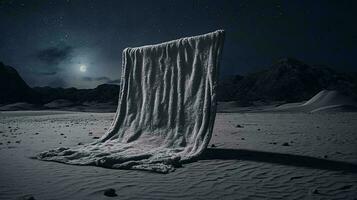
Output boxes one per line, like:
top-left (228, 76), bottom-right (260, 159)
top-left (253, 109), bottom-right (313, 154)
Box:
top-left (82, 76), bottom-right (120, 85)
top-left (82, 76), bottom-right (111, 82)
top-left (33, 44), bottom-right (74, 75)
top-left (36, 44), bottom-right (73, 66)
top-left (106, 79), bottom-right (120, 84)
top-left (38, 71), bottom-right (57, 76)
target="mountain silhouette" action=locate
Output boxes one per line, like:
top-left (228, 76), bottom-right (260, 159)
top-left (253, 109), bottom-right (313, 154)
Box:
top-left (0, 62), bottom-right (38, 104)
top-left (1, 59), bottom-right (356, 107)
top-left (218, 58), bottom-right (357, 106)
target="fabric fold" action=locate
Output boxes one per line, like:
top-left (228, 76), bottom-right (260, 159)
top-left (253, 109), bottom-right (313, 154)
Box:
top-left (36, 30), bottom-right (225, 173)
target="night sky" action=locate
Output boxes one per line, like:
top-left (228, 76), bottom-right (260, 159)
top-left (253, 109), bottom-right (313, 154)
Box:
top-left (0, 0), bottom-right (356, 88)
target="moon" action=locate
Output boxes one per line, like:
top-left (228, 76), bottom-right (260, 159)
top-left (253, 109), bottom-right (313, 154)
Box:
top-left (79, 65), bottom-right (87, 72)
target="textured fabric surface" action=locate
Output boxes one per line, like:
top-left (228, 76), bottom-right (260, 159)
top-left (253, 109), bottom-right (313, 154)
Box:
top-left (36, 30), bottom-right (225, 173)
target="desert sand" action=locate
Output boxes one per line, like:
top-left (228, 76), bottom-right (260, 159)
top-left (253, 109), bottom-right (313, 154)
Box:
top-left (0, 110), bottom-right (356, 199)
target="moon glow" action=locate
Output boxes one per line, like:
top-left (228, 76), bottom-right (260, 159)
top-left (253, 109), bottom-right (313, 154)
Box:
top-left (79, 65), bottom-right (87, 72)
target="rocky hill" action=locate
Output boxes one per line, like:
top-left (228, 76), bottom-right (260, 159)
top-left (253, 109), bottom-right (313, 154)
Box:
top-left (218, 58), bottom-right (357, 106)
top-left (0, 62), bottom-right (38, 104)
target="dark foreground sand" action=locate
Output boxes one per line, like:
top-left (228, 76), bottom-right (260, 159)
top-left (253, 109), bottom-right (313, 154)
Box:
top-left (0, 111), bottom-right (356, 199)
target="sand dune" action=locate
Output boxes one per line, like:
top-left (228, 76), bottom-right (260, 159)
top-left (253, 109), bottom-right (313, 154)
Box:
top-left (270, 90), bottom-right (357, 113)
top-left (0, 102), bottom-right (42, 111)
top-left (44, 99), bottom-right (75, 109)
top-left (0, 111), bottom-right (356, 199)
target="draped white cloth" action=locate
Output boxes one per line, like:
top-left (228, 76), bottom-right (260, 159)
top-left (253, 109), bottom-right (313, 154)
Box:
top-left (37, 30), bottom-right (225, 173)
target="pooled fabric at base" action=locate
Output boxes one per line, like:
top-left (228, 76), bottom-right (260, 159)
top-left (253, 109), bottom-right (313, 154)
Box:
top-left (37, 30), bottom-right (225, 173)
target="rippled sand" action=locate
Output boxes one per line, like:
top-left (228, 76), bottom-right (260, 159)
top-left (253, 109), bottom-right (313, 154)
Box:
top-left (0, 111), bottom-right (356, 199)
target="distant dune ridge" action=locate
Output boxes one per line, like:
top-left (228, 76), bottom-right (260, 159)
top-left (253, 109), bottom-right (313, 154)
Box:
top-left (44, 99), bottom-right (75, 109)
top-left (269, 90), bottom-right (357, 113)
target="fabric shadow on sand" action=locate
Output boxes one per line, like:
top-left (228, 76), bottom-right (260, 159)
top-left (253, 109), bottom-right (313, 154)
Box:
top-left (36, 30), bottom-right (225, 173)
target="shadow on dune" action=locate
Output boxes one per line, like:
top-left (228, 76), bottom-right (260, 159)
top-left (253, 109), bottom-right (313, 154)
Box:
top-left (200, 148), bottom-right (357, 173)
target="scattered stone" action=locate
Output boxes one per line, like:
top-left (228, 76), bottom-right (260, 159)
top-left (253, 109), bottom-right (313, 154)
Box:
top-left (211, 144), bottom-right (216, 148)
top-left (19, 195), bottom-right (36, 200)
top-left (60, 133), bottom-right (64, 135)
top-left (338, 185), bottom-right (353, 190)
top-left (7, 141), bottom-right (11, 144)
top-left (311, 188), bottom-right (320, 194)
top-left (236, 124), bottom-right (244, 128)
top-left (257, 128), bottom-right (261, 131)
top-left (92, 136), bottom-right (100, 139)
top-left (15, 140), bottom-right (21, 144)
top-left (289, 176), bottom-right (304, 180)
top-left (34, 132), bottom-right (39, 135)
top-left (104, 188), bottom-right (117, 197)
top-left (0, 142), bottom-right (3, 145)
top-left (241, 138), bottom-right (245, 140)
top-left (88, 132), bottom-right (93, 135)
top-left (78, 142), bottom-right (83, 145)
top-left (323, 155), bottom-right (328, 159)
top-left (282, 142), bottom-right (290, 146)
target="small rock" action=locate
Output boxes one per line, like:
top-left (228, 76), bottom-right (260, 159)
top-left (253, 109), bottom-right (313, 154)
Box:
top-left (289, 176), bottom-right (304, 180)
top-left (34, 132), bottom-right (39, 135)
top-left (7, 141), bottom-right (11, 144)
top-left (338, 185), bottom-right (353, 190)
top-left (211, 144), bottom-right (216, 148)
top-left (257, 128), bottom-right (261, 131)
top-left (15, 140), bottom-right (21, 144)
top-left (282, 142), bottom-right (290, 146)
top-left (104, 188), bottom-right (117, 197)
top-left (323, 155), bottom-right (328, 159)
top-left (241, 138), bottom-right (245, 140)
top-left (92, 136), bottom-right (100, 139)
top-left (19, 195), bottom-right (36, 200)
top-left (60, 133), bottom-right (64, 135)
top-left (78, 142), bottom-right (83, 145)
top-left (236, 124), bottom-right (244, 128)
top-left (312, 188), bottom-right (320, 194)
top-left (88, 132), bottom-right (93, 135)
